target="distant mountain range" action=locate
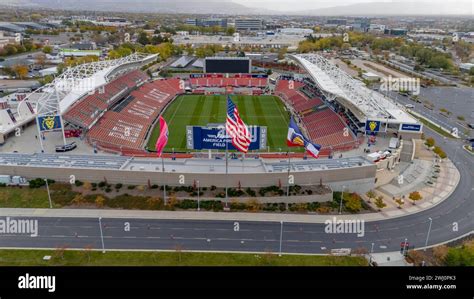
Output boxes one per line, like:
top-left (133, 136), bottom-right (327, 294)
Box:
top-left (2, 0), bottom-right (273, 14)
top-left (2, 0), bottom-right (471, 15)
top-left (293, 1), bottom-right (472, 16)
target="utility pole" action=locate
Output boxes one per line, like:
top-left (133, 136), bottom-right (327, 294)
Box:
top-left (424, 217), bottom-right (433, 251)
top-left (339, 186), bottom-right (345, 215)
top-left (98, 217), bottom-right (106, 253)
top-left (279, 221), bottom-right (283, 257)
top-left (45, 178), bottom-right (52, 208)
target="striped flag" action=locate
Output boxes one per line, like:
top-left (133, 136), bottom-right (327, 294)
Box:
top-left (226, 96), bottom-right (251, 153)
top-left (287, 116), bottom-right (321, 159)
top-left (155, 116), bottom-right (169, 157)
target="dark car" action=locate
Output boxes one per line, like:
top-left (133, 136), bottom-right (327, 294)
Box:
top-left (468, 124), bottom-right (474, 129)
top-left (55, 142), bottom-right (77, 152)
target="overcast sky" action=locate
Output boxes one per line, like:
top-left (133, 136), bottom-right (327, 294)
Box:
top-left (232, 0), bottom-right (472, 12)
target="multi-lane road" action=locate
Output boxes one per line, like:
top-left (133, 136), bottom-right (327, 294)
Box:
top-left (386, 88), bottom-right (474, 139)
top-left (0, 127), bottom-right (472, 255)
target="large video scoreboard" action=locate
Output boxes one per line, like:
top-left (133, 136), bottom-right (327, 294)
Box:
top-left (204, 57), bottom-right (252, 74)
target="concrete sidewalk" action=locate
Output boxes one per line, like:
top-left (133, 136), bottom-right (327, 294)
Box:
top-left (0, 159), bottom-right (460, 224)
top-left (368, 159), bottom-right (460, 219)
top-left (371, 252), bottom-right (413, 266)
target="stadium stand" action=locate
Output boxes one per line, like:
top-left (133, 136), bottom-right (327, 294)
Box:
top-left (276, 79), bottom-right (359, 151)
top-left (275, 79), bottom-right (322, 114)
top-left (63, 70), bottom-right (149, 129)
top-left (87, 78), bottom-right (182, 151)
top-left (190, 77), bottom-right (267, 88)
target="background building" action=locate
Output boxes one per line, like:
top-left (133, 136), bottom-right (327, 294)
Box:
top-left (186, 18), bottom-right (228, 28)
top-left (235, 19), bottom-right (265, 31)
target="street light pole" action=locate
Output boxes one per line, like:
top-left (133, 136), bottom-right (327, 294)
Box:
top-left (424, 217), bottom-right (433, 251)
top-left (197, 180), bottom-right (200, 211)
top-left (339, 186), bottom-right (345, 215)
top-left (98, 217), bottom-right (106, 253)
top-left (279, 221), bottom-right (283, 257)
top-left (45, 178), bottom-right (52, 209)
top-left (369, 242), bottom-right (375, 264)
top-left (453, 145), bottom-right (459, 164)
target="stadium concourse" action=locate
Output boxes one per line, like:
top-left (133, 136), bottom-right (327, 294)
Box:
top-left (275, 79), bottom-right (361, 153)
top-left (3, 53), bottom-right (421, 160)
top-left (0, 52), bottom-right (427, 196)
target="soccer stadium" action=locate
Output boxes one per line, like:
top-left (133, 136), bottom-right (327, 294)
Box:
top-left (0, 53), bottom-right (423, 196)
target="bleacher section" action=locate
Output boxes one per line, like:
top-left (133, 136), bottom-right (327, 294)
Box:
top-left (63, 70), bottom-right (149, 129)
top-left (275, 80), bottom-right (322, 114)
top-left (87, 79), bottom-right (182, 151)
top-left (190, 77), bottom-right (267, 88)
top-left (276, 79), bottom-right (359, 151)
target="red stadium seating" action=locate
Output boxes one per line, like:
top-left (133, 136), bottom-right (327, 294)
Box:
top-left (190, 77), bottom-right (267, 88)
top-left (86, 78), bottom-right (182, 151)
top-left (275, 80), bottom-right (323, 114)
top-left (276, 79), bottom-right (359, 151)
top-left (64, 70), bottom-right (149, 129)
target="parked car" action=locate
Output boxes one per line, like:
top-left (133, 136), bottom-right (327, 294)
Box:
top-left (55, 142), bottom-right (77, 152)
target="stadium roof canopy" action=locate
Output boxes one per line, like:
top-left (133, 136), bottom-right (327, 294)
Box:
top-left (292, 54), bottom-right (418, 125)
top-left (19, 53), bottom-right (158, 118)
top-left (170, 56), bottom-right (195, 68)
top-left (0, 22), bottom-right (25, 32)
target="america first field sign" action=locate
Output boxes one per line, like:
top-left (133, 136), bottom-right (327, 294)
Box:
top-left (186, 124), bottom-right (267, 151)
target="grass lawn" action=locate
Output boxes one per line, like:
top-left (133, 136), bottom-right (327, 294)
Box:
top-left (147, 94), bottom-right (291, 152)
top-left (0, 249), bottom-right (368, 266)
top-left (0, 187), bottom-right (51, 208)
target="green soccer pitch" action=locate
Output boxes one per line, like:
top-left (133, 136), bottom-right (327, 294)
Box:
top-left (146, 94), bottom-right (292, 152)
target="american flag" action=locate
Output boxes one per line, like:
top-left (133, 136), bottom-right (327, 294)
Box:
top-left (226, 96), bottom-right (251, 153)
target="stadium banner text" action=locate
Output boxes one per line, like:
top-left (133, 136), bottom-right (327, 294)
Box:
top-left (187, 125), bottom-right (267, 150)
top-left (399, 123), bottom-right (423, 132)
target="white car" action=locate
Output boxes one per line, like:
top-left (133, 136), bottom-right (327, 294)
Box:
top-left (405, 104), bottom-right (415, 109)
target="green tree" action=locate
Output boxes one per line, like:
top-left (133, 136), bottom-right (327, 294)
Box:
top-left (425, 137), bottom-right (435, 147)
top-left (395, 198), bottom-right (405, 209)
top-left (344, 193), bottom-right (362, 213)
top-left (226, 27), bottom-right (235, 36)
top-left (408, 191), bottom-right (422, 205)
top-left (138, 32), bottom-right (150, 46)
top-left (374, 196), bottom-right (386, 210)
top-left (12, 64), bottom-right (29, 79)
top-left (278, 47), bottom-right (287, 60)
top-left (42, 45), bottom-right (53, 54)
top-left (444, 242), bottom-right (474, 266)
top-left (365, 190), bottom-right (376, 202)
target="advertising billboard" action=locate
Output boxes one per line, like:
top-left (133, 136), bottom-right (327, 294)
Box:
top-left (186, 125), bottom-right (267, 150)
top-left (38, 115), bottom-right (62, 132)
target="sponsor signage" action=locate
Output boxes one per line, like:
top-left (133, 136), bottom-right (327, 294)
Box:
top-left (186, 125), bottom-right (266, 150)
top-left (38, 115), bottom-right (62, 132)
top-left (365, 120), bottom-right (381, 133)
top-left (26, 102), bottom-right (35, 114)
top-left (6, 109), bottom-right (16, 123)
top-left (399, 123), bottom-right (422, 132)
top-left (190, 74), bottom-right (268, 79)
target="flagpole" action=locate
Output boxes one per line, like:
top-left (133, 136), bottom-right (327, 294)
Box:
top-left (286, 149), bottom-right (291, 199)
top-left (225, 137), bottom-right (229, 207)
top-left (162, 156), bottom-right (167, 205)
